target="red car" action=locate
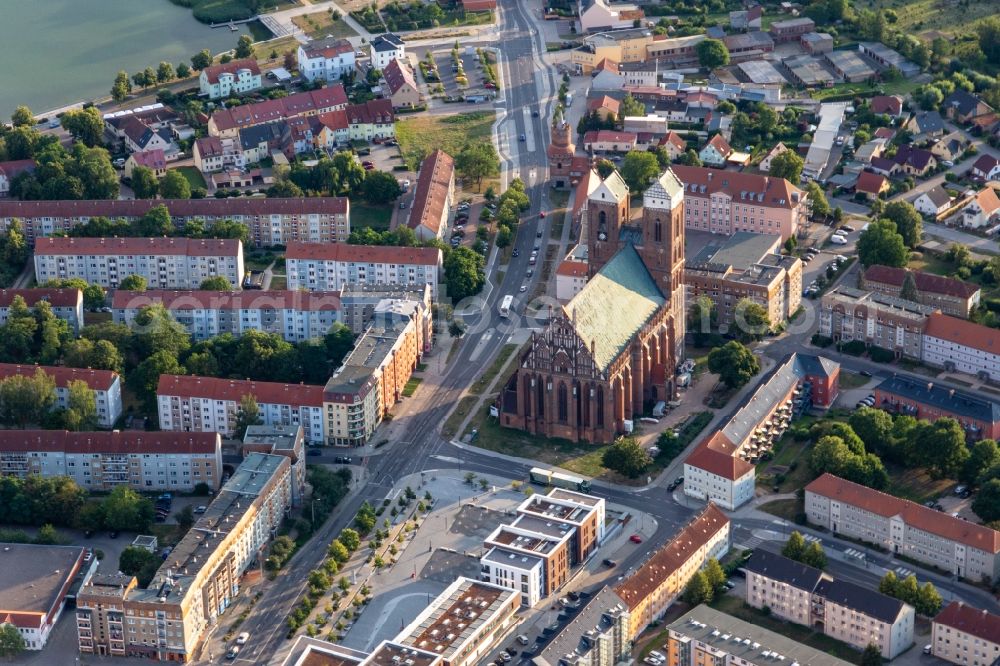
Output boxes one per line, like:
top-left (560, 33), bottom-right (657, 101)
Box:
top-left (539, 211), bottom-right (546, 218)
top-left (630, 534), bottom-right (643, 544)
top-left (484, 82), bottom-right (496, 89)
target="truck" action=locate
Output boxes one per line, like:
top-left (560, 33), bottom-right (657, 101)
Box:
top-left (529, 467), bottom-right (591, 493)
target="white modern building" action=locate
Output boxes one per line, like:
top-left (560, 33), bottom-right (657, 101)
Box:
top-left (298, 37), bottom-right (356, 82)
top-left (157, 374), bottom-right (326, 444)
top-left (369, 33), bottom-right (405, 71)
top-left (198, 59), bottom-right (262, 99)
top-left (922, 312), bottom-right (1000, 381)
top-left (286, 243), bottom-right (442, 298)
top-left (0, 364), bottom-right (123, 428)
top-left (33, 237), bottom-right (244, 290)
top-left (0, 430), bottom-right (223, 491)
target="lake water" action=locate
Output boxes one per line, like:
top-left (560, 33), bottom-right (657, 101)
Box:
top-left (0, 0), bottom-right (252, 118)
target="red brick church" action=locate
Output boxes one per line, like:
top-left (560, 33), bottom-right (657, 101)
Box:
top-left (498, 167), bottom-right (686, 443)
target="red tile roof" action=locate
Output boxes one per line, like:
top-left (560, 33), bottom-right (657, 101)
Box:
top-left (346, 98), bottom-right (394, 125)
top-left (972, 187), bottom-right (1000, 216)
top-left (614, 504), bottom-right (729, 610)
top-left (582, 130), bottom-right (637, 144)
top-left (462, 0), bottom-right (497, 9)
top-left (856, 170), bottom-right (888, 194)
top-left (0, 364), bottom-right (118, 390)
top-left (705, 133), bottom-right (732, 156)
top-left (383, 58), bottom-right (418, 96)
top-left (0, 159), bottom-right (37, 180)
top-left (672, 164), bottom-right (805, 210)
top-left (0, 197), bottom-right (348, 220)
top-left (934, 602), bottom-right (1000, 644)
top-left (112, 289), bottom-right (342, 312)
top-left (594, 58), bottom-right (619, 73)
top-left (659, 131), bottom-right (687, 152)
top-left (924, 312), bottom-right (1000, 355)
top-left (0, 288), bottom-right (81, 309)
top-left (210, 86), bottom-right (348, 132)
top-left (586, 95), bottom-right (621, 115)
top-left (870, 95), bottom-right (903, 116)
top-left (555, 260), bottom-right (588, 278)
top-left (195, 137), bottom-right (224, 159)
top-left (286, 242), bottom-right (441, 265)
top-left (863, 265), bottom-right (980, 300)
top-left (157, 374), bottom-right (325, 406)
top-left (685, 431), bottom-right (754, 480)
top-left (128, 149), bottom-right (166, 171)
top-left (316, 109), bottom-right (349, 132)
top-left (807, 473), bottom-right (1000, 553)
top-left (202, 58), bottom-right (260, 84)
top-left (873, 127), bottom-right (896, 140)
top-left (35, 236), bottom-right (241, 257)
top-left (0, 430), bottom-right (219, 455)
top-left (301, 37), bottom-right (353, 59)
top-left (408, 150), bottom-right (454, 237)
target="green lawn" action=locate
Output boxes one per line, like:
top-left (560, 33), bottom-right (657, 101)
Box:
top-left (811, 78), bottom-right (921, 100)
top-left (351, 203), bottom-right (393, 231)
top-left (441, 395), bottom-right (478, 439)
top-left (396, 111), bottom-right (495, 171)
top-left (838, 371), bottom-right (870, 390)
top-left (759, 498), bottom-right (803, 522)
top-left (888, 464), bottom-right (954, 503)
top-left (292, 11), bottom-right (359, 39)
top-left (172, 166), bottom-right (207, 190)
top-left (853, 0), bottom-right (1000, 36)
top-left (402, 377), bottom-right (423, 398)
top-left (468, 343), bottom-right (519, 395)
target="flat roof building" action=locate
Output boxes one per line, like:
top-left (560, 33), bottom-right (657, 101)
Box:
top-left (533, 587), bottom-right (631, 666)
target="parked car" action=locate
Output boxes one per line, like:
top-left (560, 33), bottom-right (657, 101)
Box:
top-left (308, 449), bottom-right (322, 457)
top-left (194, 505), bottom-right (207, 514)
top-left (630, 534), bottom-right (643, 544)
top-left (602, 558), bottom-right (617, 567)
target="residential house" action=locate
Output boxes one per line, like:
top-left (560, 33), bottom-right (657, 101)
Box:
top-left (123, 149), bottom-right (166, 180)
top-left (856, 170), bottom-right (889, 200)
top-left (922, 311), bottom-right (1000, 380)
top-left (118, 115), bottom-right (173, 155)
top-left (582, 129), bottom-right (637, 153)
top-left (571, 28), bottom-right (656, 73)
top-left (198, 59), bottom-right (262, 99)
top-left (382, 58), bottom-right (422, 109)
top-left (297, 37), bottom-right (356, 82)
top-left (864, 270), bottom-right (979, 321)
top-left (193, 136), bottom-right (227, 174)
top-left (874, 374), bottom-right (1000, 441)
top-left (870, 95), bottom-right (904, 118)
top-left (369, 33), bottom-right (405, 71)
top-left (207, 86), bottom-right (348, 138)
top-left (962, 187), bottom-right (1000, 228)
top-left (855, 138), bottom-right (888, 164)
top-left (579, 0), bottom-right (643, 32)
top-left (894, 144), bottom-right (937, 177)
top-left (591, 58), bottom-right (627, 90)
top-left (869, 156), bottom-right (898, 177)
top-left (730, 6), bottom-right (763, 31)
top-left (659, 131), bottom-right (688, 161)
top-left (745, 550), bottom-right (915, 659)
top-left (806, 473), bottom-right (1000, 581)
top-left (769, 17), bottom-right (815, 42)
top-left (0, 159), bottom-right (36, 198)
top-left (912, 185), bottom-right (953, 219)
top-left (534, 588), bottom-right (631, 665)
top-left (874, 126), bottom-right (897, 141)
top-left (555, 258), bottom-right (589, 303)
top-left (971, 154), bottom-right (1000, 181)
top-left (800, 32), bottom-right (833, 54)
top-left (586, 94), bottom-right (621, 121)
top-left (819, 286), bottom-right (937, 360)
top-left (672, 164), bottom-right (808, 241)
top-left (346, 98), bottom-right (395, 142)
top-left (623, 114), bottom-right (668, 135)
top-left (406, 149), bottom-right (454, 241)
top-left (929, 131), bottom-right (968, 162)
top-left (942, 90), bottom-right (993, 123)
top-left (904, 110), bottom-right (945, 142)
top-left (699, 133), bottom-right (732, 167)
top-left (931, 602), bottom-right (1000, 665)
top-left (759, 142), bottom-right (789, 173)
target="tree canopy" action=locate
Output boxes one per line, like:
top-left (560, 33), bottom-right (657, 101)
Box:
top-left (697, 39), bottom-right (730, 69)
top-left (707, 341), bottom-right (760, 389)
top-left (857, 219), bottom-right (908, 267)
top-left (602, 437), bottom-right (652, 478)
top-left (768, 150), bottom-right (804, 183)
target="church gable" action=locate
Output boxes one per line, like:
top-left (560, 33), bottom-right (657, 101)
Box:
top-left (523, 314), bottom-right (601, 378)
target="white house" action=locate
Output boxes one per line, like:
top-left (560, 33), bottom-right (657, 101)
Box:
top-left (922, 312), bottom-right (1000, 382)
top-left (759, 142), bottom-right (789, 173)
top-left (0, 159), bottom-right (36, 198)
top-left (579, 0), bottom-right (642, 32)
top-left (962, 187), bottom-right (1000, 228)
top-left (699, 134), bottom-right (732, 167)
top-left (298, 37), bottom-right (356, 82)
top-left (369, 33), bottom-right (405, 71)
top-left (683, 432), bottom-right (757, 510)
top-left (198, 59), bottom-right (262, 99)
top-left (971, 154), bottom-right (1000, 181)
top-left (912, 185), bottom-right (952, 218)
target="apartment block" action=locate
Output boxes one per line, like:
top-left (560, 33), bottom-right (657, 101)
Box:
top-left (157, 374), bottom-right (326, 444)
top-left (922, 312), bottom-right (1000, 381)
top-left (322, 314), bottom-right (425, 446)
top-left (34, 237), bottom-right (243, 290)
top-left (0, 363), bottom-right (123, 428)
top-left (666, 605), bottom-right (853, 666)
top-left (286, 242), bottom-right (441, 298)
top-left (534, 587), bottom-right (631, 666)
top-left (874, 374), bottom-right (1000, 441)
top-left (407, 149), bottom-right (455, 242)
top-left (805, 473), bottom-right (1000, 581)
top-left (297, 37), bottom-right (356, 83)
top-left (394, 577), bottom-right (520, 666)
top-left (207, 85), bottom-right (349, 138)
top-left (931, 601), bottom-right (1000, 666)
top-left (861, 265), bottom-right (981, 319)
top-left (0, 197), bottom-right (350, 247)
top-left (685, 354), bottom-right (839, 509)
top-left (113, 289), bottom-right (343, 342)
top-left (242, 424), bottom-right (306, 506)
top-left (672, 165), bottom-right (807, 242)
top-left (282, 639), bottom-right (441, 666)
top-left (480, 488), bottom-right (605, 607)
top-left (685, 232), bottom-right (802, 329)
top-left (819, 286), bottom-right (937, 360)
top-left (614, 504), bottom-right (730, 640)
top-left (745, 549), bottom-right (914, 658)
top-left (198, 59), bottom-right (262, 99)
top-left (76, 453), bottom-right (294, 662)
top-left (0, 430), bottom-right (223, 491)
top-left (0, 288), bottom-right (84, 333)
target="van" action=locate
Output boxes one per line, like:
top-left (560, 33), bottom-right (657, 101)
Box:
top-left (830, 235), bottom-right (847, 245)
top-left (517, 635), bottom-right (530, 645)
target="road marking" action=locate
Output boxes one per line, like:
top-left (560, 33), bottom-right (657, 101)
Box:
top-left (803, 534), bottom-right (821, 543)
top-left (895, 566), bottom-right (915, 577)
top-left (431, 455), bottom-right (464, 464)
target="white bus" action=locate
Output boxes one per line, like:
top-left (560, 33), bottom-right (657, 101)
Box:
top-left (499, 294), bottom-right (514, 318)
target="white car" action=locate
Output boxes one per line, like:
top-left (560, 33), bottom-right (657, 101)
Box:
top-left (236, 632), bottom-right (250, 645)
top-left (650, 651), bottom-right (667, 661)
top-left (830, 235), bottom-right (848, 245)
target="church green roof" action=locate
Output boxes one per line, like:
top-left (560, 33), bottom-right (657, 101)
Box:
top-left (566, 245), bottom-right (664, 372)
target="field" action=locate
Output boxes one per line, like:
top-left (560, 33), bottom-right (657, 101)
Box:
top-left (291, 10), bottom-right (359, 39)
top-left (351, 203), bottom-right (392, 231)
top-left (396, 111), bottom-right (495, 170)
top-left (810, 78), bottom-right (921, 101)
top-left (852, 0), bottom-right (1000, 36)
top-left (171, 166), bottom-right (207, 190)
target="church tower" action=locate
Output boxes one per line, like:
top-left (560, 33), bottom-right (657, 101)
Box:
top-left (586, 170), bottom-right (629, 277)
top-left (547, 108), bottom-right (576, 189)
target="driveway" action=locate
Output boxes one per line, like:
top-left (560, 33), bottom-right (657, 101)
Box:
top-left (922, 221), bottom-right (998, 255)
